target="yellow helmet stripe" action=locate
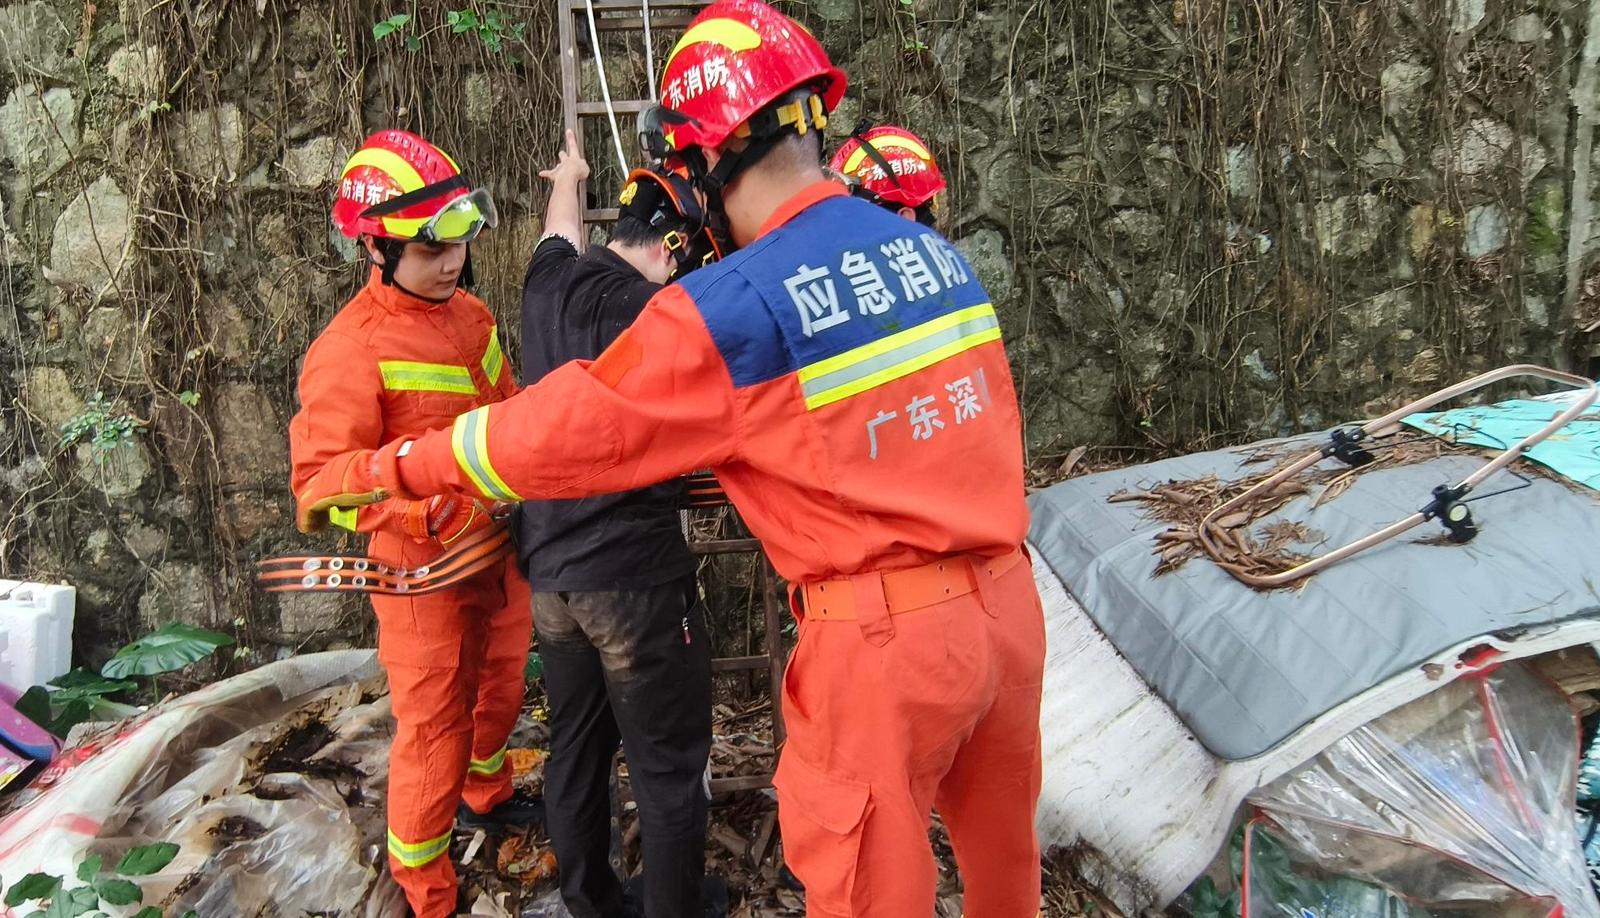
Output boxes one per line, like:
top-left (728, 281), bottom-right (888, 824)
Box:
top-left (841, 136), bottom-right (934, 176)
top-left (342, 147), bottom-right (427, 194)
top-left (663, 18), bottom-right (762, 74)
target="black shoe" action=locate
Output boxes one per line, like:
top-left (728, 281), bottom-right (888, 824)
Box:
top-left (456, 790), bottom-right (546, 831)
top-left (777, 864), bottom-right (803, 892)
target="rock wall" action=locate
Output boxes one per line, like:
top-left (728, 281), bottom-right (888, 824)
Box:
top-left (0, 0), bottom-right (1594, 665)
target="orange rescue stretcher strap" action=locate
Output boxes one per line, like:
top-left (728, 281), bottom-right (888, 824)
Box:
top-left (255, 525), bottom-right (512, 596)
top-left (800, 547), bottom-right (1025, 621)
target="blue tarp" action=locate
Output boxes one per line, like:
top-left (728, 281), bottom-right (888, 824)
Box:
top-left (1402, 397), bottom-right (1600, 491)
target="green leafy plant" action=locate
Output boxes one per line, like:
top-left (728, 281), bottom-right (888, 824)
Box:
top-left (58, 393), bottom-right (145, 456)
top-left (15, 669), bottom-right (141, 737)
top-left (374, 7), bottom-right (524, 53)
top-left (447, 7), bottom-right (526, 53)
top-left (176, 390), bottom-right (201, 407)
top-left (18, 624), bottom-right (232, 738)
top-left (524, 651), bottom-right (543, 682)
top-left (371, 12), bottom-right (411, 41)
top-left (101, 621), bottom-right (234, 700)
top-left (1, 843), bottom-right (189, 918)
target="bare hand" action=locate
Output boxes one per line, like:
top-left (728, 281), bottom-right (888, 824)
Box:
top-left (539, 129), bottom-right (590, 185)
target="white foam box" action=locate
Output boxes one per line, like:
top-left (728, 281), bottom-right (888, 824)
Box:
top-left (0, 580), bottom-right (75, 690)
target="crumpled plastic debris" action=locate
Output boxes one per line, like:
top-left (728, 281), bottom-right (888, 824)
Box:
top-left (0, 650), bottom-right (405, 917)
top-left (1244, 662), bottom-right (1599, 917)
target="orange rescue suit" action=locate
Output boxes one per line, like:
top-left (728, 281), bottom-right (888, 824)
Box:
top-left (288, 272), bottom-right (531, 918)
top-left (299, 185), bottom-right (1044, 917)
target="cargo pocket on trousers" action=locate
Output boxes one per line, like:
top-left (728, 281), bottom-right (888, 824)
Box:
top-left (773, 752), bottom-right (871, 915)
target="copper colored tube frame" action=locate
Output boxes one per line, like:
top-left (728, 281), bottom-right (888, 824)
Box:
top-left (1196, 364), bottom-right (1598, 588)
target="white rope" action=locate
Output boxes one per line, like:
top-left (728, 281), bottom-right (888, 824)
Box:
top-left (642, 0), bottom-right (657, 101)
top-left (583, 0), bottom-right (630, 177)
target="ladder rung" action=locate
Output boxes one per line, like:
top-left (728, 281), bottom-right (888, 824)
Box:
top-left (578, 100), bottom-right (652, 116)
top-left (712, 655), bottom-right (771, 672)
top-left (582, 0), bottom-right (707, 10)
top-left (709, 774), bottom-right (772, 794)
top-left (594, 12), bottom-right (697, 31)
top-left (584, 207), bottom-right (622, 222)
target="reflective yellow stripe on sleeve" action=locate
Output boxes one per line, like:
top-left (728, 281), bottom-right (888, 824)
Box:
top-left (469, 745), bottom-right (507, 776)
top-left (386, 828), bottom-right (451, 868)
top-left (378, 360), bottom-right (477, 395)
top-left (327, 506), bottom-right (359, 531)
top-left (450, 406), bottom-right (522, 502)
top-left (481, 328), bottom-right (505, 386)
top-left (796, 303), bottom-right (1002, 410)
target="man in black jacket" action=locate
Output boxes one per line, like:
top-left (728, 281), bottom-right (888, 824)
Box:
top-left (518, 130), bottom-right (718, 918)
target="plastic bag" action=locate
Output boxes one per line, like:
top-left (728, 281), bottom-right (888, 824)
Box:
top-left (1246, 663), bottom-right (1598, 917)
top-left (0, 650), bottom-right (404, 917)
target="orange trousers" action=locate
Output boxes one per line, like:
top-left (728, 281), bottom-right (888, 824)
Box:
top-left (374, 550), bottom-right (531, 918)
top-left (775, 551), bottom-right (1045, 917)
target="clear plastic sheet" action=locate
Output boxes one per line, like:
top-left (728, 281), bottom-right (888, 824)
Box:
top-left (0, 650), bottom-right (404, 917)
top-left (1242, 818), bottom-right (1561, 917)
top-left (1246, 663), bottom-right (1598, 917)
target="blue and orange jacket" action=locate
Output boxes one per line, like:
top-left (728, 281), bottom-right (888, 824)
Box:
top-left (289, 271), bottom-right (516, 566)
top-left (389, 182), bottom-right (1027, 583)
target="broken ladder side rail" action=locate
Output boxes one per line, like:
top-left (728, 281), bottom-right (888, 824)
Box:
top-left (1197, 364), bottom-right (1599, 589)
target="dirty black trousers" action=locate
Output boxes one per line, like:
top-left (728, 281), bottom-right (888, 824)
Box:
top-left (533, 577), bottom-right (713, 918)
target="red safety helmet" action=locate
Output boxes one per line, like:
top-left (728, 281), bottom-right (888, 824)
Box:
top-left (654, 0), bottom-right (846, 155)
top-left (830, 124), bottom-right (946, 209)
top-left (331, 130), bottom-right (497, 243)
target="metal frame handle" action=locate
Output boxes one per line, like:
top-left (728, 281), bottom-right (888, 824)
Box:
top-left (1196, 364), bottom-right (1598, 588)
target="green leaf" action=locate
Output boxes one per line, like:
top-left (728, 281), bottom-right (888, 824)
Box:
top-left (41, 884), bottom-right (98, 918)
top-left (75, 856), bottom-right (102, 883)
top-left (404, 34), bottom-right (422, 51)
top-left (101, 623), bottom-right (233, 679)
top-left (5, 873), bottom-right (61, 907)
top-left (114, 843), bottom-right (178, 877)
top-left (181, 911), bottom-right (198, 918)
top-left (15, 686), bottom-right (52, 733)
top-left (524, 652), bottom-right (543, 682)
top-left (131, 907), bottom-right (162, 918)
top-left (372, 21), bottom-right (395, 39)
top-left (176, 391), bottom-right (201, 407)
top-left (91, 879), bottom-right (140, 906)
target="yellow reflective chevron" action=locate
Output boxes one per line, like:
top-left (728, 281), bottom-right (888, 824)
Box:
top-left (328, 506), bottom-right (359, 531)
top-left (481, 328), bottom-right (505, 386)
top-left (841, 135), bottom-right (934, 175)
top-left (342, 147), bottom-right (425, 192)
top-left (797, 304), bottom-right (1002, 410)
top-left (664, 18), bottom-right (762, 72)
top-left (451, 406), bottom-right (522, 502)
top-left (386, 828), bottom-right (451, 868)
top-left (469, 745), bottom-right (507, 776)
top-left (379, 360), bottom-right (477, 395)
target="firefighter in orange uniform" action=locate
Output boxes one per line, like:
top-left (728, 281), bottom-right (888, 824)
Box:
top-left (290, 5), bottom-right (1046, 915)
top-left (288, 130), bottom-right (535, 918)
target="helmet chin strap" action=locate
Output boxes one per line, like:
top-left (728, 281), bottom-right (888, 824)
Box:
top-left (370, 237), bottom-right (473, 297)
top-left (678, 92), bottom-right (830, 253)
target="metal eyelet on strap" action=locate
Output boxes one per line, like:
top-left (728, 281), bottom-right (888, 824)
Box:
top-left (302, 559), bottom-right (322, 571)
top-left (329, 558), bottom-right (345, 571)
top-left (301, 574), bottom-right (319, 588)
top-left (326, 574), bottom-right (343, 587)
top-left (354, 559), bottom-right (369, 571)
top-left (395, 582), bottom-right (410, 593)
top-left (352, 575), bottom-right (367, 587)
top-left (415, 565), bottom-right (430, 577)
